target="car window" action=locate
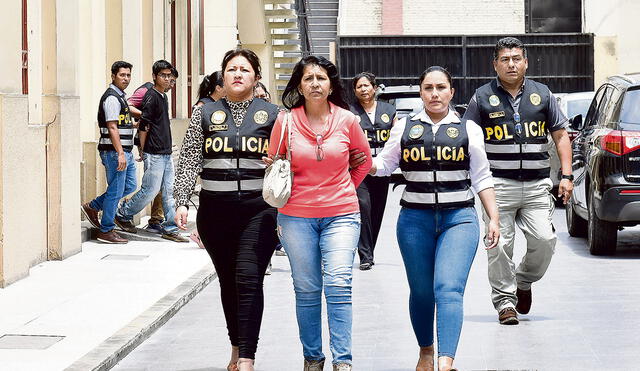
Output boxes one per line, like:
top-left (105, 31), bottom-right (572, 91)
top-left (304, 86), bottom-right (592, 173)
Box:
top-left (566, 99), bottom-right (592, 118)
top-left (619, 88), bottom-right (640, 129)
top-left (395, 97), bottom-right (423, 112)
top-left (596, 86), bottom-right (616, 127)
top-left (584, 85), bottom-right (608, 127)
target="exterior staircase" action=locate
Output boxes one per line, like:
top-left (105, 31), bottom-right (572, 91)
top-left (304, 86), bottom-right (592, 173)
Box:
top-left (305, 0), bottom-right (338, 60)
top-left (265, 0), bottom-right (303, 103)
top-left (264, 0), bottom-right (339, 103)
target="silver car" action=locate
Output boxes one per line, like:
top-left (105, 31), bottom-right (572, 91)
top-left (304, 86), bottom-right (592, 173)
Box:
top-left (549, 91), bottom-right (596, 191)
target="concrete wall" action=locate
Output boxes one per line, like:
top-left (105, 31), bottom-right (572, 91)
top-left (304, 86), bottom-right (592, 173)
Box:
top-left (340, 0), bottom-right (523, 36)
top-left (339, 0), bottom-right (382, 35)
top-left (0, 95), bottom-right (48, 287)
top-left (204, 0), bottom-right (239, 73)
top-left (0, 1), bottom-right (22, 94)
top-left (584, 0), bottom-right (640, 86)
top-left (0, 0), bottom-right (275, 286)
top-left (403, 0), bottom-right (524, 35)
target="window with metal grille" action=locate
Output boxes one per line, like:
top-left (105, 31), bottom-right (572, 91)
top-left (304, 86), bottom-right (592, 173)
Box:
top-left (525, 0), bottom-right (582, 33)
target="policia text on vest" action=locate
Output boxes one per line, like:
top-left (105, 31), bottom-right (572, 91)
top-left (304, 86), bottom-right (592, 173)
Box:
top-left (199, 99), bottom-right (279, 196)
top-left (399, 119), bottom-right (474, 210)
top-left (475, 79), bottom-right (551, 181)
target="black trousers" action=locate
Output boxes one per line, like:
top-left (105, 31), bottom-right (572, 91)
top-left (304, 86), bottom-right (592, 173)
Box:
top-left (356, 175), bottom-right (390, 264)
top-left (196, 192), bottom-right (277, 359)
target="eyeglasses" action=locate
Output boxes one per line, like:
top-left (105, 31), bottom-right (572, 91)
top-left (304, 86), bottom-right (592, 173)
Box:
top-left (513, 112), bottom-right (522, 137)
top-left (158, 73), bottom-right (173, 80)
top-left (315, 134), bottom-right (324, 161)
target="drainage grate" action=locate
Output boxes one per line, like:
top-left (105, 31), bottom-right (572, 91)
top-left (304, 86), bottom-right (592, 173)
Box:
top-left (0, 334), bottom-right (65, 349)
top-left (101, 254), bottom-right (149, 261)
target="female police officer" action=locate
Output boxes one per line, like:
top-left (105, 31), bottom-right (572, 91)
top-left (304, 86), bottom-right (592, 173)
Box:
top-left (174, 48), bottom-right (279, 371)
top-left (350, 72), bottom-right (396, 270)
top-left (370, 66), bottom-right (500, 371)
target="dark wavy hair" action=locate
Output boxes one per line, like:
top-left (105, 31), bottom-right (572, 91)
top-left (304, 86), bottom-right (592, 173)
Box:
top-left (352, 71), bottom-right (377, 90)
top-left (197, 71), bottom-right (223, 101)
top-left (282, 55), bottom-right (348, 110)
top-left (221, 48), bottom-right (261, 80)
top-left (494, 37), bottom-right (527, 60)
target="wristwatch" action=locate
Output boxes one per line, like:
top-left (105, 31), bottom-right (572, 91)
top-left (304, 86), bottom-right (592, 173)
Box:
top-left (561, 174), bottom-right (574, 181)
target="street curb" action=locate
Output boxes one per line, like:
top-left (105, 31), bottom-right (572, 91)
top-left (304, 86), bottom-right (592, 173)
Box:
top-left (65, 264), bottom-right (217, 371)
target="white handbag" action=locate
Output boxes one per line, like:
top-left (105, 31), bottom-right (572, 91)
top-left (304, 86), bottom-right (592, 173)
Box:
top-left (263, 112), bottom-right (293, 208)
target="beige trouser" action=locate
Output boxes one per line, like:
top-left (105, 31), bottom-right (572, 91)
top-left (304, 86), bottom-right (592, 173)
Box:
top-left (483, 177), bottom-right (557, 311)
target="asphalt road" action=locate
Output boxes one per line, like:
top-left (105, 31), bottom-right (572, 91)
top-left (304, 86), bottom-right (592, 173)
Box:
top-left (113, 186), bottom-right (640, 371)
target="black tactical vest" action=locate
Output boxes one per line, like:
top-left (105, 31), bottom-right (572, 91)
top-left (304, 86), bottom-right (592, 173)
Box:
top-left (97, 87), bottom-right (134, 152)
top-left (399, 116), bottom-right (474, 209)
top-left (351, 101), bottom-right (396, 157)
top-left (475, 79), bottom-right (551, 180)
top-left (199, 98), bottom-right (279, 198)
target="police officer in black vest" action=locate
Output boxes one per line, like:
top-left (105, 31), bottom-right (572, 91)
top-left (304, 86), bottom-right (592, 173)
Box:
top-left (463, 37), bottom-right (573, 325)
top-left (350, 72), bottom-right (396, 270)
top-left (370, 66), bottom-right (499, 371)
top-left (81, 61), bottom-right (137, 244)
top-left (173, 49), bottom-right (278, 371)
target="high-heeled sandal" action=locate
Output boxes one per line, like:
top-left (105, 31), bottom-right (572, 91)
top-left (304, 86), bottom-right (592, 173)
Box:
top-left (226, 362), bottom-right (238, 371)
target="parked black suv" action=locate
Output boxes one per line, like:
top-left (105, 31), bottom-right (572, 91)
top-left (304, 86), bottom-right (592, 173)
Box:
top-left (565, 73), bottom-right (640, 255)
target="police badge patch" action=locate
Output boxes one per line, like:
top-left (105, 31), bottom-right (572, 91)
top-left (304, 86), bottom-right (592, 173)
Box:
top-left (409, 124), bottom-right (424, 139)
top-left (254, 110), bottom-right (269, 125)
top-left (446, 127), bottom-right (459, 138)
top-left (381, 113), bottom-right (390, 123)
top-left (530, 93), bottom-right (541, 106)
top-left (489, 95), bottom-right (500, 107)
top-left (211, 110), bottom-right (227, 125)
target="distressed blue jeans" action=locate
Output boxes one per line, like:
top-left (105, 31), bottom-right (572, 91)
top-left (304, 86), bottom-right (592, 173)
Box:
top-left (277, 212), bottom-right (360, 365)
top-left (116, 153), bottom-right (178, 233)
top-left (396, 206), bottom-right (479, 358)
top-left (90, 150), bottom-right (137, 233)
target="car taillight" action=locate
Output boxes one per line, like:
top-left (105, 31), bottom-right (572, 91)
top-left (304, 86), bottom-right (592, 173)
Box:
top-left (620, 190), bottom-right (640, 194)
top-left (568, 131), bottom-right (578, 142)
top-left (601, 130), bottom-right (640, 155)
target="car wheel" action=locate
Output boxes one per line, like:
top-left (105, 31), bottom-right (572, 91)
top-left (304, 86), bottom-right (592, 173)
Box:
top-left (565, 195), bottom-right (587, 237)
top-left (587, 191), bottom-right (617, 255)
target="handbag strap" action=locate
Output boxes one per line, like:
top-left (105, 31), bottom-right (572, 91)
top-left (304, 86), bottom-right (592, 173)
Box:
top-left (275, 112), bottom-right (292, 160)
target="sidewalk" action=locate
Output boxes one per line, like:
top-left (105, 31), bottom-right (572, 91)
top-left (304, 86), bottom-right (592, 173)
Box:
top-left (0, 214), bottom-right (214, 371)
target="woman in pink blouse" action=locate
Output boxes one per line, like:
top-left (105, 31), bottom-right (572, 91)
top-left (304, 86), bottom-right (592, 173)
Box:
top-left (266, 56), bottom-right (371, 371)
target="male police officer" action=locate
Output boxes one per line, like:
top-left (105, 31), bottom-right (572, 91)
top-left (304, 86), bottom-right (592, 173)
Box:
top-left (463, 37), bottom-right (573, 325)
top-left (81, 61), bottom-right (137, 244)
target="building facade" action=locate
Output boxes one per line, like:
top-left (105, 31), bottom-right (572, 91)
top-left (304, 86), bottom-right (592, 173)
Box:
top-left (0, 0), bottom-right (281, 287)
top-left (338, 0), bottom-right (640, 86)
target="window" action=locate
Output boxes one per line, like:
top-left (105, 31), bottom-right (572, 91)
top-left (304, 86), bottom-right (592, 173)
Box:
top-left (525, 0), bottom-right (582, 33)
top-left (619, 89), bottom-right (640, 128)
top-left (584, 85), bottom-right (607, 128)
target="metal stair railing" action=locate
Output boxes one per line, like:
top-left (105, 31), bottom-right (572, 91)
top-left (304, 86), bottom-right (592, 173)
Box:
top-left (295, 0), bottom-right (313, 56)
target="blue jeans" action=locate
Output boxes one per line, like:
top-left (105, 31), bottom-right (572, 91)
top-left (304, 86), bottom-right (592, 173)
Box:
top-left (116, 153), bottom-right (178, 233)
top-left (90, 151), bottom-right (137, 233)
top-left (396, 206), bottom-right (479, 358)
top-left (277, 212), bottom-right (360, 365)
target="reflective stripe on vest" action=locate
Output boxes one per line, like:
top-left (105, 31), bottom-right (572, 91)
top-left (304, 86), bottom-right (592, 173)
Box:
top-left (99, 137), bottom-right (134, 146)
top-left (201, 178), bottom-right (264, 192)
top-left (402, 189), bottom-right (474, 205)
top-left (199, 98), bottom-right (278, 194)
top-left (475, 79), bottom-right (551, 180)
top-left (202, 158), bottom-right (266, 170)
top-left (399, 117), bottom-right (474, 209)
top-left (402, 169), bottom-right (469, 183)
top-left (490, 159), bottom-right (550, 169)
